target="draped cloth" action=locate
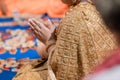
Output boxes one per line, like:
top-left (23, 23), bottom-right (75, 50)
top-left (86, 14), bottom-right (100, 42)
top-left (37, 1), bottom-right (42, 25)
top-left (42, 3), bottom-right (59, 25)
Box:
top-left (48, 2), bottom-right (116, 80)
top-left (13, 2), bottom-right (116, 80)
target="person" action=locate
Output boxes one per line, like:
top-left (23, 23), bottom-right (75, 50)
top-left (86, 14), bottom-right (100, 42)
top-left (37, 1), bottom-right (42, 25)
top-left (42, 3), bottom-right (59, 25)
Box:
top-left (13, 0), bottom-right (116, 80)
top-left (85, 0), bottom-right (120, 80)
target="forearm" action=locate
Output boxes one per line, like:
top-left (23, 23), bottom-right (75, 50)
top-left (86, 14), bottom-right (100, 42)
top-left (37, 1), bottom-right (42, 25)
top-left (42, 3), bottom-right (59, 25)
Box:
top-left (37, 43), bottom-right (47, 59)
top-left (37, 39), bottom-right (56, 59)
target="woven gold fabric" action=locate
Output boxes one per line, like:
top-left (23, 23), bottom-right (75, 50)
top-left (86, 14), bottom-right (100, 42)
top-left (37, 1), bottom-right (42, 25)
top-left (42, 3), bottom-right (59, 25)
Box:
top-left (13, 2), bottom-right (116, 80)
top-left (49, 2), bottom-right (116, 80)
top-left (13, 60), bottom-right (48, 80)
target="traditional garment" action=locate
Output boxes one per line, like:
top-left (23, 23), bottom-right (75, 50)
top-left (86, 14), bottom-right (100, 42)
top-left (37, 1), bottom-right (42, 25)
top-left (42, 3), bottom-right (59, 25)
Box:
top-left (13, 59), bottom-right (48, 80)
top-left (48, 2), bottom-right (116, 80)
top-left (13, 1), bottom-right (116, 80)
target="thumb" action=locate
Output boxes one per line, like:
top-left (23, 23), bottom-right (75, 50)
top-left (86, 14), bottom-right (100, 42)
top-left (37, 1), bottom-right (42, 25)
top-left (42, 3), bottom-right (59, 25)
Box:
top-left (47, 19), bottom-right (55, 33)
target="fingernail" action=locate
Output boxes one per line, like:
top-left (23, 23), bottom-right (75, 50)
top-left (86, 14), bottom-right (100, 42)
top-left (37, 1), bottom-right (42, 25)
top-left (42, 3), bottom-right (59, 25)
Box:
top-left (28, 19), bottom-right (32, 22)
top-left (48, 19), bottom-right (51, 22)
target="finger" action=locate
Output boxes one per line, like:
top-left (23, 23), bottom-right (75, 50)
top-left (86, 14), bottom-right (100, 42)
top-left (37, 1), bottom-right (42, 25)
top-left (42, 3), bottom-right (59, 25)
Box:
top-left (31, 20), bottom-right (49, 36)
top-left (28, 19), bottom-right (41, 32)
top-left (28, 22), bottom-right (34, 30)
top-left (47, 19), bottom-right (55, 32)
top-left (33, 30), bottom-right (42, 40)
top-left (43, 21), bottom-right (50, 28)
top-left (29, 23), bottom-right (42, 37)
top-left (28, 24), bottom-right (38, 35)
top-left (40, 18), bottom-right (52, 29)
top-left (32, 19), bottom-right (46, 30)
top-left (30, 19), bottom-right (51, 35)
top-left (28, 20), bottom-right (33, 27)
top-left (47, 19), bottom-right (53, 29)
top-left (28, 19), bottom-right (36, 28)
top-left (31, 19), bottom-right (41, 28)
top-left (38, 24), bottom-right (50, 36)
top-left (34, 31), bottom-right (45, 43)
top-left (28, 19), bottom-right (36, 30)
top-left (28, 22), bottom-right (39, 34)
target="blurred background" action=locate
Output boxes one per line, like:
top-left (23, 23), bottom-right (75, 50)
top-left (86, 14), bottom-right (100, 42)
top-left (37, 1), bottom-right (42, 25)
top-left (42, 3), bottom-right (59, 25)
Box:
top-left (0, 0), bottom-right (69, 80)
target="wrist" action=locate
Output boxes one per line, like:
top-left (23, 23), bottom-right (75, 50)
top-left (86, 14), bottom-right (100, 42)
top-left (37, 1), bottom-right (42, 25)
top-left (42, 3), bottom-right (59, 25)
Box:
top-left (46, 40), bottom-right (56, 54)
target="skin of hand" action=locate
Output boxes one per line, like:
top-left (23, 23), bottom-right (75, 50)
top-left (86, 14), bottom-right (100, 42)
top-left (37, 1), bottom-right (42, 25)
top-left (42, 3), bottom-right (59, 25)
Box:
top-left (36, 42), bottom-right (48, 59)
top-left (28, 18), bottom-right (55, 45)
top-left (28, 18), bottom-right (55, 59)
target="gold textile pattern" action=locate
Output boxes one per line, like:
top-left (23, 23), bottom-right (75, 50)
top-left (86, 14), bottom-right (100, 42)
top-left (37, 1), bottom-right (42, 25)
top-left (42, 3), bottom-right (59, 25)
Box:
top-left (49, 2), bottom-right (116, 80)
